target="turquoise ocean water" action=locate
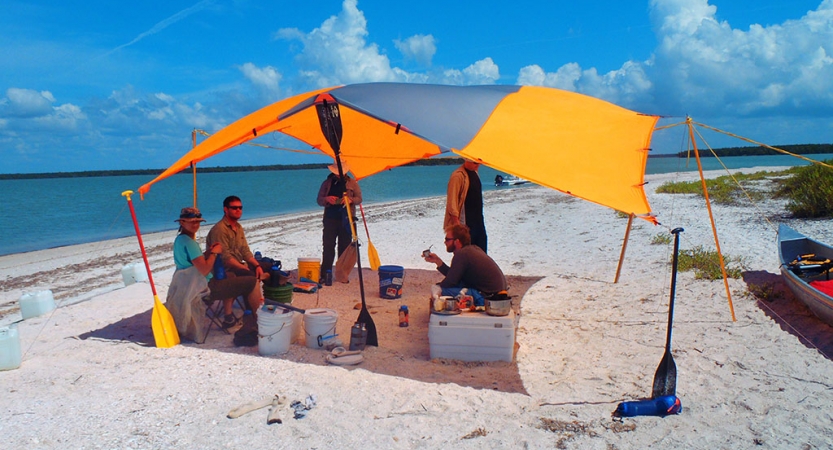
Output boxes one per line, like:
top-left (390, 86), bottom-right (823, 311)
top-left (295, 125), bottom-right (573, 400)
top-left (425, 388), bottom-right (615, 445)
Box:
top-left (1, 153), bottom-right (830, 256)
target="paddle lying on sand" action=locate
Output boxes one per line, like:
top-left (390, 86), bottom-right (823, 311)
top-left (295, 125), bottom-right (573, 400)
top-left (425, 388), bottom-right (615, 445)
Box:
top-left (652, 227), bottom-right (684, 398)
top-left (359, 204), bottom-right (381, 270)
top-left (121, 190), bottom-right (180, 348)
top-left (315, 98), bottom-right (378, 346)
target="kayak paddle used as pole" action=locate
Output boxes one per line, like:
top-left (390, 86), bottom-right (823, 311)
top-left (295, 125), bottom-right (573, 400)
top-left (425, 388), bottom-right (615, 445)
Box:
top-left (315, 97), bottom-right (378, 346)
top-left (121, 190), bottom-right (180, 348)
top-left (652, 227), bottom-right (683, 398)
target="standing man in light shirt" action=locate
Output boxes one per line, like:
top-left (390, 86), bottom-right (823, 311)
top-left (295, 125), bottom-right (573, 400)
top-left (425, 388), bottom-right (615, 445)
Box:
top-left (444, 158), bottom-right (488, 253)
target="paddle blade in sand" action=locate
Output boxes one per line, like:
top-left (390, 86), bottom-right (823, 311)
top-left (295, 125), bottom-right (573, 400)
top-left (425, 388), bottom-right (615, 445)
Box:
top-left (122, 190), bottom-right (180, 348)
top-left (359, 204), bottom-right (381, 271)
top-left (652, 227), bottom-right (683, 398)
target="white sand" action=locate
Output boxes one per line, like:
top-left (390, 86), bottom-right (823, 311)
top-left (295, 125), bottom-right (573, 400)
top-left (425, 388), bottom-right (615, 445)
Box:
top-left (2, 167), bottom-right (833, 449)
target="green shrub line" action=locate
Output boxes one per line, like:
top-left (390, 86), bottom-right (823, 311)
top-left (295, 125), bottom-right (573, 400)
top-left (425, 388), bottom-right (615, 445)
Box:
top-left (656, 162), bottom-right (833, 218)
top-left (773, 159), bottom-right (833, 217)
top-left (677, 245), bottom-right (745, 280)
top-left (655, 170), bottom-right (787, 205)
top-left (650, 233), bottom-right (672, 245)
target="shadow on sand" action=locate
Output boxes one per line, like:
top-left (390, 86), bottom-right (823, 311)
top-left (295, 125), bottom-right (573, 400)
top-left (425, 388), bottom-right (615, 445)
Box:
top-left (743, 270), bottom-right (833, 360)
top-left (77, 270), bottom-right (542, 395)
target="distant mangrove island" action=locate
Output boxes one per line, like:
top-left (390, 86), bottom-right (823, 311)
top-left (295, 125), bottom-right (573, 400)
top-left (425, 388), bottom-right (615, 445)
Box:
top-left (2, 143), bottom-right (831, 180)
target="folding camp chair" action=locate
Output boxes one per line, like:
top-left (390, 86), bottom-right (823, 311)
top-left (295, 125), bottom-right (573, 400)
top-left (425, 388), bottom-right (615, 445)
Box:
top-left (203, 295), bottom-right (246, 338)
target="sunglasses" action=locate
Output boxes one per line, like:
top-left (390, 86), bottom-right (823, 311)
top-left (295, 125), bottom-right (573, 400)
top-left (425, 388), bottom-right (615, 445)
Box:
top-left (180, 212), bottom-right (202, 219)
top-left (227, 205), bottom-right (243, 210)
top-left (444, 237), bottom-right (455, 242)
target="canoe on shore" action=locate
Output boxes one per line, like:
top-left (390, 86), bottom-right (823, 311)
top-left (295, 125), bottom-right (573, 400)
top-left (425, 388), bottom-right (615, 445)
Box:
top-left (778, 224), bottom-right (833, 326)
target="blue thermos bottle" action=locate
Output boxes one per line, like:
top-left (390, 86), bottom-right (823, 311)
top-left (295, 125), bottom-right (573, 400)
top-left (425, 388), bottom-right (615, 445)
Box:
top-left (213, 253), bottom-right (226, 280)
top-left (615, 395), bottom-right (682, 417)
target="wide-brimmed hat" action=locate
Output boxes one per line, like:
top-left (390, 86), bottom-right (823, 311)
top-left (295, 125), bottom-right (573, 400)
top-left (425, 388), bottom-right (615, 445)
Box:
top-left (175, 206), bottom-right (206, 222)
top-left (328, 162), bottom-right (350, 176)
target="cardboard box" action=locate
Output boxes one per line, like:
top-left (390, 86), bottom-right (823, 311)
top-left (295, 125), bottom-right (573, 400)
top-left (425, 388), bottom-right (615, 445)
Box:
top-left (428, 310), bottom-right (516, 362)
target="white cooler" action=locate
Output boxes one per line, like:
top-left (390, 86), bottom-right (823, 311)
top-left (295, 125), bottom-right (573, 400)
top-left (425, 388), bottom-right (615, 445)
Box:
top-left (428, 310), bottom-right (517, 362)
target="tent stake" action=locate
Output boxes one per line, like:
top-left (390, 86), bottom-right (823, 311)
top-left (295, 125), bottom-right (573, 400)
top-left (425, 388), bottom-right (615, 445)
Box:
top-left (614, 213), bottom-right (634, 283)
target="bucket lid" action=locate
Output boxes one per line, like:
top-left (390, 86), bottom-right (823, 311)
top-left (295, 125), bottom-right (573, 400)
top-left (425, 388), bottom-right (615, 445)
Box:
top-left (305, 307), bottom-right (337, 317)
top-left (298, 257), bottom-right (320, 262)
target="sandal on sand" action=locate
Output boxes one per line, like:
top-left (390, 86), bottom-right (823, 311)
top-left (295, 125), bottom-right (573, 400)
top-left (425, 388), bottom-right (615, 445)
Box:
top-left (325, 353), bottom-right (363, 366)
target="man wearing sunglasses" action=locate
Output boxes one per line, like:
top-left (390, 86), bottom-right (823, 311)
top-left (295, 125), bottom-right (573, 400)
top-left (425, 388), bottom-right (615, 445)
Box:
top-left (206, 196), bottom-right (268, 325)
top-left (423, 224), bottom-right (506, 306)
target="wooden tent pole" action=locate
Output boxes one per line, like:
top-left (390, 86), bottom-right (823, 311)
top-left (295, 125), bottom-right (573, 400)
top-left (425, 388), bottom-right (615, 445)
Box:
top-left (614, 213), bottom-right (634, 283)
top-left (191, 129), bottom-right (198, 208)
top-left (688, 118), bottom-right (737, 321)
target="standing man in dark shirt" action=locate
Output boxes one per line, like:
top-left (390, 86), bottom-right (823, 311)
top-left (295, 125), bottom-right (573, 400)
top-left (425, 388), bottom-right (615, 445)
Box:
top-left (444, 158), bottom-right (487, 253)
top-left (316, 162), bottom-right (362, 281)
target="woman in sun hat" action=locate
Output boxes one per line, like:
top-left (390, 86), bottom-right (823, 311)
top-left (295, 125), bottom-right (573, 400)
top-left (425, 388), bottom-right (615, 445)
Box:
top-left (168, 206), bottom-right (261, 335)
top-left (165, 206), bottom-right (216, 343)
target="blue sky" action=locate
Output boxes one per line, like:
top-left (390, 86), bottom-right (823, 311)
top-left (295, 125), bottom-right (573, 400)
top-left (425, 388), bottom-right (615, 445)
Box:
top-left (1, 0), bottom-right (831, 174)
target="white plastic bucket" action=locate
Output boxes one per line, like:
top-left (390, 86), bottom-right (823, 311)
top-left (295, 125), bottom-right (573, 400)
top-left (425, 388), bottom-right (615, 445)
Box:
top-left (257, 306), bottom-right (295, 356)
top-left (0, 324), bottom-right (22, 371)
top-left (20, 290), bottom-right (56, 320)
top-left (121, 262), bottom-right (148, 286)
top-left (304, 308), bottom-right (338, 349)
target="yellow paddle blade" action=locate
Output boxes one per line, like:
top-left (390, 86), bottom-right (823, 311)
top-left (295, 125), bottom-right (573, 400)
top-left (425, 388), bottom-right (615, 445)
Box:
top-left (152, 295), bottom-right (180, 348)
top-left (367, 241), bottom-right (381, 271)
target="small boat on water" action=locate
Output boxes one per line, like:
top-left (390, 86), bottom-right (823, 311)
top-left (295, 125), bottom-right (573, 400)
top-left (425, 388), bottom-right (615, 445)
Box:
top-left (494, 174), bottom-right (529, 187)
top-left (778, 224), bottom-right (833, 326)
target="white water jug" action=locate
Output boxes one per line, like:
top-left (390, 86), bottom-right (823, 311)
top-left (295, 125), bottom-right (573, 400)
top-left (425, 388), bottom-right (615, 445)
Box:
top-left (20, 290), bottom-right (56, 320)
top-left (0, 324), bottom-right (22, 371)
top-left (121, 262), bottom-right (148, 286)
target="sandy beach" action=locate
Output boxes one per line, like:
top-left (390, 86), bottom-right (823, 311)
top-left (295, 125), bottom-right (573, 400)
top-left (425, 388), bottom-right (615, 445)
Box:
top-left (2, 167), bottom-right (832, 449)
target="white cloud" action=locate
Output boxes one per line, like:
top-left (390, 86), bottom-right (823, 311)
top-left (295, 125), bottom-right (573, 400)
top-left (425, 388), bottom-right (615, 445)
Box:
top-left (0, 88), bottom-right (86, 133)
top-left (276, 0), bottom-right (398, 86)
top-left (515, 0), bottom-right (833, 120)
top-left (442, 58), bottom-right (501, 85)
top-left (1, 88), bottom-right (57, 118)
top-left (33, 103), bottom-right (86, 131)
top-left (394, 34), bottom-right (436, 66)
top-left (516, 61), bottom-right (652, 109)
top-left (647, 0), bottom-right (833, 116)
top-left (239, 63), bottom-right (283, 99)
top-left (517, 63), bottom-right (582, 91)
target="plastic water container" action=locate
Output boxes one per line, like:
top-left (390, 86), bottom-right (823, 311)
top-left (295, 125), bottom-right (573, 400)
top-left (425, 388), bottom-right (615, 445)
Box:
top-left (257, 305), bottom-right (295, 356)
top-left (0, 324), bottom-right (22, 371)
top-left (304, 308), bottom-right (337, 349)
top-left (615, 396), bottom-right (682, 417)
top-left (19, 290), bottom-right (56, 320)
top-left (378, 265), bottom-right (405, 299)
top-left (121, 262), bottom-right (148, 286)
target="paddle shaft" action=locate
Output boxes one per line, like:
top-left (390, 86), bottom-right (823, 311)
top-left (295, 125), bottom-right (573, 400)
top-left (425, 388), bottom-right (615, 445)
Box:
top-left (122, 191), bottom-right (157, 296)
top-left (359, 204), bottom-right (371, 240)
top-left (665, 227), bottom-right (684, 352)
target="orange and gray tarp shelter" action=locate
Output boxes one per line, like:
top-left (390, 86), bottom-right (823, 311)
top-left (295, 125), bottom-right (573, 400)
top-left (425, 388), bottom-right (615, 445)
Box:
top-left (139, 82), bottom-right (660, 276)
